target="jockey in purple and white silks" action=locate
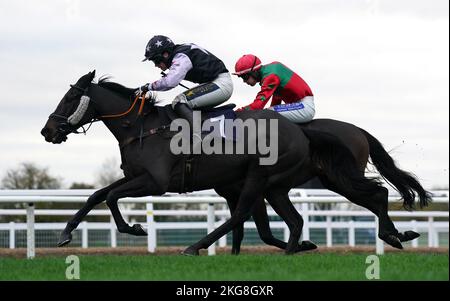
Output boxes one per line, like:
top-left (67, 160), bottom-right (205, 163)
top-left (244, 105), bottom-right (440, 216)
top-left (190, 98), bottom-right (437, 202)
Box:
top-left (137, 35), bottom-right (233, 144)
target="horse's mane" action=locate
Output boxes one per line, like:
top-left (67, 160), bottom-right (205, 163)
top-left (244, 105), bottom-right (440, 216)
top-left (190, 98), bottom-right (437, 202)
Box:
top-left (97, 76), bottom-right (136, 99)
top-left (97, 76), bottom-right (160, 105)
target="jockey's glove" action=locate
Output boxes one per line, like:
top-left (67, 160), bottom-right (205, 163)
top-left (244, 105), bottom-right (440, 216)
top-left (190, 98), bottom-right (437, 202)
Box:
top-left (134, 83), bottom-right (150, 96)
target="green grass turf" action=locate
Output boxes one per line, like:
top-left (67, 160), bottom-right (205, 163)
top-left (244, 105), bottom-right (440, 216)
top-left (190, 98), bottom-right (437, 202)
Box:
top-left (0, 253), bottom-right (447, 281)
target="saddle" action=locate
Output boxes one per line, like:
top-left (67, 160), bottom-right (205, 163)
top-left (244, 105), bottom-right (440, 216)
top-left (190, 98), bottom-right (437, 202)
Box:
top-left (156, 103), bottom-right (237, 140)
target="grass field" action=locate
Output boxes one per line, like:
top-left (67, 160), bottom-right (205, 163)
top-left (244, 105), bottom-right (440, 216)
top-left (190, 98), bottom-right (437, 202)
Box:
top-left (0, 253), bottom-right (448, 281)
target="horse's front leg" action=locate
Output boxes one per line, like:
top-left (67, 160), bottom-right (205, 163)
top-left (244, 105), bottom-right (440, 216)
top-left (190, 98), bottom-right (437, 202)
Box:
top-left (105, 173), bottom-right (159, 236)
top-left (58, 177), bottom-right (129, 247)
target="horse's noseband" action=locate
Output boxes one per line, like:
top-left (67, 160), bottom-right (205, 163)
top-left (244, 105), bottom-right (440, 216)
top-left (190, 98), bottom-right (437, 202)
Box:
top-left (49, 84), bottom-right (92, 136)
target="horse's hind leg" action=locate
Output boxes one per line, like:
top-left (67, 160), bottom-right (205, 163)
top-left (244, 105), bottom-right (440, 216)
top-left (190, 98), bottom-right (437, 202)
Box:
top-left (183, 174), bottom-right (266, 256)
top-left (229, 201), bottom-right (245, 255)
top-left (251, 196), bottom-right (288, 250)
top-left (319, 176), bottom-right (403, 249)
top-left (58, 177), bottom-right (129, 247)
top-left (217, 184), bottom-right (316, 254)
top-left (252, 195), bottom-right (317, 252)
top-left (214, 185), bottom-right (244, 255)
top-left (265, 189), bottom-right (304, 254)
top-left (369, 186), bottom-right (419, 243)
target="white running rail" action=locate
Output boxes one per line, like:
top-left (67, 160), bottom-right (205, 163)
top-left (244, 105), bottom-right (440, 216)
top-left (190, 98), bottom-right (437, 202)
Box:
top-left (0, 189), bottom-right (448, 258)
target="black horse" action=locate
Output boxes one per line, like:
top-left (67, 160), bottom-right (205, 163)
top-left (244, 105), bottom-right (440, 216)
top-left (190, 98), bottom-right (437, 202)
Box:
top-left (216, 118), bottom-right (432, 254)
top-left (41, 71), bottom-right (431, 254)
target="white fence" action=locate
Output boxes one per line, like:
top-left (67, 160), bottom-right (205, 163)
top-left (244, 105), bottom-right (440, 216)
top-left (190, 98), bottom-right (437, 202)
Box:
top-left (0, 189), bottom-right (448, 259)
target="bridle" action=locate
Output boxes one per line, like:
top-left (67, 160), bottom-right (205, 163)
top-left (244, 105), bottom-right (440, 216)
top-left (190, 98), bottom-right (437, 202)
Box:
top-left (48, 83), bottom-right (152, 137)
top-left (50, 84), bottom-right (88, 124)
top-left (49, 84), bottom-right (95, 136)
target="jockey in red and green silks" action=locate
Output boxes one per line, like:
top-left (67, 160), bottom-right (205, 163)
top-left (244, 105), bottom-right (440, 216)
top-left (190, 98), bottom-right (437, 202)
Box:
top-left (233, 54), bottom-right (315, 123)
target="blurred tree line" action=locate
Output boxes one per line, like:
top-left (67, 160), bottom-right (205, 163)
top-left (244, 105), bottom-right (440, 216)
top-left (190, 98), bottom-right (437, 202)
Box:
top-left (0, 159), bottom-right (203, 224)
top-left (0, 159), bottom-right (122, 223)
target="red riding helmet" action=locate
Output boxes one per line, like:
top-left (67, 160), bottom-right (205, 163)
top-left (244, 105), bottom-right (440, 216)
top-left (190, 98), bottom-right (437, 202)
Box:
top-left (233, 54), bottom-right (262, 76)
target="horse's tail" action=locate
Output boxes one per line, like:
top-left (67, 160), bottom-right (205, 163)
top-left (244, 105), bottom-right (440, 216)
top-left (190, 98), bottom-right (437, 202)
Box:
top-left (358, 128), bottom-right (432, 209)
top-left (302, 128), bottom-right (382, 198)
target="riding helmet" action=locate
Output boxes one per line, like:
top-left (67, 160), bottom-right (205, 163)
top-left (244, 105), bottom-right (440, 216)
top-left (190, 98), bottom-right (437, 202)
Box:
top-left (142, 35), bottom-right (175, 62)
top-left (233, 54), bottom-right (262, 76)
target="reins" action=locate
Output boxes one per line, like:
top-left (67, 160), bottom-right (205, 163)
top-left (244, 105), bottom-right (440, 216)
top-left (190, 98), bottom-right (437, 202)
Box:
top-left (52, 83), bottom-right (172, 145)
top-left (99, 93), bottom-right (147, 119)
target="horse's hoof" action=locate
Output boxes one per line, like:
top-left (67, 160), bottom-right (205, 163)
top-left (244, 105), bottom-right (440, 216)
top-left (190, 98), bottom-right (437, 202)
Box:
top-left (131, 224), bottom-right (148, 236)
top-left (181, 247), bottom-right (199, 256)
top-left (57, 232), bottom-right (72, 247)
top-left (398, 231), bottom-right (420, 242)
top-left (297, 240), bottom-right (318, 252)
top-left (380, 234), bottom-right (403, 249)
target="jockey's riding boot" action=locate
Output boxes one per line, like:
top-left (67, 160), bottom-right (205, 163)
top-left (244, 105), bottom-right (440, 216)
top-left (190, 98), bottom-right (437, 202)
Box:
top-left (174, 103), bottom-right (202, 154)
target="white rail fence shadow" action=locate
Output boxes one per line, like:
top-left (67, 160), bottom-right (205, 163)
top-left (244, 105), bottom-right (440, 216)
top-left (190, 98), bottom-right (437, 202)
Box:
top-left (0, 189), bottom-right (448, 258)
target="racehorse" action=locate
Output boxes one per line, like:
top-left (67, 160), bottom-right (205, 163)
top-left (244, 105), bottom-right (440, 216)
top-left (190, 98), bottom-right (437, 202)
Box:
top-left (216, 118), bottom-right (432, 254)
top-left (41, 71), bottom-right (431, 255)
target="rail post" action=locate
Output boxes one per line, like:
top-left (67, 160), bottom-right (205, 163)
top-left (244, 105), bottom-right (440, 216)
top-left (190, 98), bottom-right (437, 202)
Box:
top-left (348, 220), bottom-right (355, 247)
top-left (146, 203), bottom-right (156, 253)
top-left (375, 216), bottom-right (384, 255)
top-left (110, 216), bottom-right (117, 248)
top-left (301, 203), bottom-right (311, 240)
top-left (411, 220), bottom-right (418, 248)
top-left (207, 203), bottom-right (216, 255)
top-left (81, 221), bottom-right (88, 248)
top-left (26, 203), bottom-right (35, 259)
top-left (428, 217), bottom-right (434, 247)
top-left (218, 211), bottom-right (227, 248)
top-left (326, 216), bottom-right (332, 247)
top-left (284, 224), bottom-right (290, 242)
top-left (9, 221), bottom-right (15, 249)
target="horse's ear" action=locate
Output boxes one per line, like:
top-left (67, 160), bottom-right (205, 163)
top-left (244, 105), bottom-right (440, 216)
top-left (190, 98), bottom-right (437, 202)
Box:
top-left (88, 70), bottom-right (96, 81)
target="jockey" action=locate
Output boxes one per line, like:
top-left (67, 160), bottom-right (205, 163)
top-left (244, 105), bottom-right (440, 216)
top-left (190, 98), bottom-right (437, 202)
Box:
top-left (137, 35), bottom-right (233, 147)
top-left (233, 54), bottom-right (315, 123)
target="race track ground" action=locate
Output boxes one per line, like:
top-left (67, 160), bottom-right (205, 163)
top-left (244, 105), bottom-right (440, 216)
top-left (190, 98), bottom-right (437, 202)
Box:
top-left (0, 246), bottom-right (447, 281)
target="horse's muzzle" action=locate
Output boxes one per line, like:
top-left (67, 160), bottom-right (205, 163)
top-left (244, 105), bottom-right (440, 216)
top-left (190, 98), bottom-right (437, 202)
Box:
top-left (41, 127), bottom-right (67, 144)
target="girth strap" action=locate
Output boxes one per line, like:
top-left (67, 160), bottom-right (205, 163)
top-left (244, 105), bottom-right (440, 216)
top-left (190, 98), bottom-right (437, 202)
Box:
top-left (180, 156), bottom-right (195, 193)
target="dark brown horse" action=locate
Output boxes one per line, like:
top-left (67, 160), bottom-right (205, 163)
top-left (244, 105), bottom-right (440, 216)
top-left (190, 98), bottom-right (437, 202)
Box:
top-left (216, 119), bottom-right (432, 254)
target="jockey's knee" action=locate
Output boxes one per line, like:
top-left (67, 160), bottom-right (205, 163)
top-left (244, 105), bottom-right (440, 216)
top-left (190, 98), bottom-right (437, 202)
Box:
top-left (172, 93), bottom-right (190, 109)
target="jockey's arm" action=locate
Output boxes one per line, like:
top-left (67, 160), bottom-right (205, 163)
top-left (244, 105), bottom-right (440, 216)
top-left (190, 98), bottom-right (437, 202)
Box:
top-left (151, 53), bottom-right (193, 91)
top-left (245, 74), bottom-right (281, 110)
top-left (270, 95), bottom-right (282, 107)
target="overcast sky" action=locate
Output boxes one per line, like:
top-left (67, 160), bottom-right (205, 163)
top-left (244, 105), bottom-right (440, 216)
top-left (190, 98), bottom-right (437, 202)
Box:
top-left (0, 0), bottom-right (448, 189)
